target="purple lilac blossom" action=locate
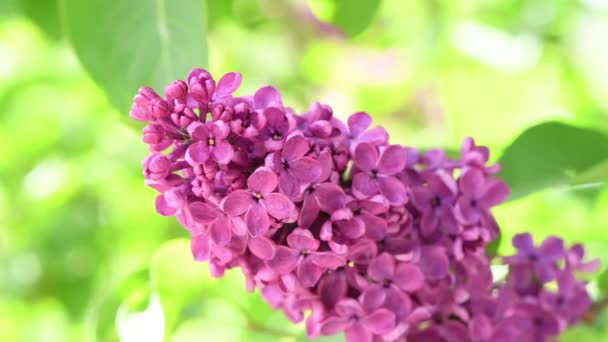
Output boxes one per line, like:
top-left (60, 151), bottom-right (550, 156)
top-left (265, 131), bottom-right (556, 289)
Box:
top-left (132, 68), bottom-right (598, 342)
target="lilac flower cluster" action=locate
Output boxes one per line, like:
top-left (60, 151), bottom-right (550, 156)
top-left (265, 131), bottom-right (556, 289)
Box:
top-left (132, 69), bottom-right (598, 341)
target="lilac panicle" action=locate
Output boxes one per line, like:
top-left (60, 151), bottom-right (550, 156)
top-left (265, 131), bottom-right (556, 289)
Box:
top-left (133, 68), bottom-right (598, 342)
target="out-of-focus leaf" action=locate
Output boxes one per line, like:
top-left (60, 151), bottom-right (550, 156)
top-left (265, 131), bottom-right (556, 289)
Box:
top-left (485, 232), bottom-right (502, 259)
top-left (151, 238), bottom-right (304, 339)
top-left (20, 0), bottom-right (61, 40)
top-left (572, 160), bottom-right (608, 187)
top-left (94, 268), bottom-right (150, 342)
top-left (297, 333), bottom-right (345, 341)
top-left (62, 0), bottom-right (208, 115)
top-left (207, 0), bottom-right (234, 26)
top-left (150, 238), bottom-right (213, 335)
top-left (308, 0), bottom-right (382, 37)
top-left (498, 122), bottom-right (608, 201)
top-left (598, 268), bottom-right (608, 297)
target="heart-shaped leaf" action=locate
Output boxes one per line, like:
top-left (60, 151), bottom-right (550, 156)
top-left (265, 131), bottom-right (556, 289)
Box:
top-left (498, 122), bottom-right (608, 201)
top-left (62, 0), bottom-right (208, 114)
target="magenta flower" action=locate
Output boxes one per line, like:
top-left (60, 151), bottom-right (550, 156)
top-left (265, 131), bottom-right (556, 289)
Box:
top-left (267, 135), bottom-right (322, 197)
top-left (504, 233), bottom-right (565, 282)
top-left (352, 143), bottom-right (408, 205)
top-left (230, 101), bottom-right (266, 137)
top-left (266, 228), bottom-right (344, 287)
top-left (342, 111), bottom-right (388, 154)
top-left (132, 68), bottom-right (596, 342)
top-left (143, 153), bottom-right (171, 180)
top-left (454, 167), bottom-right (509, 224)
top-left (319, 298), bottom-right (396, 342)
top-left (361, 253), bottom-right (423, 317)
top-left (185, 121), bottom-right (234, 165)
top-left (259, 107), bottom-right (291, 151)
top-left (320, 208), bottom-right (365, 254)
top-left (410, 171), bottom-right (458, 237)
top-left (221, 168), bottom-right (294, 236)
top-left (130, 86), bottom-right (161, 122)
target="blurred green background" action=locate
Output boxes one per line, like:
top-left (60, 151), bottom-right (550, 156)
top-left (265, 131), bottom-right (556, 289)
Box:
top-left (0, 0), bottom-right (607, 341)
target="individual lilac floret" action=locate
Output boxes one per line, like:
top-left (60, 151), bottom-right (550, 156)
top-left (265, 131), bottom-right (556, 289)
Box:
top-left (186, 121), bottom-right (234, 165)
top-left (319, 298), bottom-right (396, 341)
top-left (267, 135), bottom-right (322, 197)
top-left (504, 233), bottom-right (565, 283)
top-left (221, 168), bottom-right (294, 236)
top-left (132, 68), bottom-right (597, 342)
top-left (352, 143), bottom-right (408, 205)
top-left (454, 167), bottom-right (509, 224)
top-left (266, 228), bottom-right (344, 286)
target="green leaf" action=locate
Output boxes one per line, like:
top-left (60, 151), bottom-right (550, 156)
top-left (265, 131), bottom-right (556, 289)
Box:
top-left (498, 122), bottom-right (608, 201)
top-left (151, 239), bottom-right (306, 339)
top-left (485, 232), bottom-right (502, 259)
top-left (150, 239), bottom-right (214, 334)
top-left (308, 0), bottom-right (382, 37)
top-left (21, 0), bottom-right (62, 40)
top-left (61, 0), bottom-right (208, 114)
top-left (94, 268), bottom-right (150, 342)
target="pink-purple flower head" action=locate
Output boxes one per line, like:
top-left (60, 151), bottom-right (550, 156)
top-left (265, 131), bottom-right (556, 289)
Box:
top-left (132, 68), bottom-right (597, 342)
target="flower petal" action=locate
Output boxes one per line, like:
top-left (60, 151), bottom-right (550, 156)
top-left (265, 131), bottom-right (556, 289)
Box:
top-left (539, 236), bottom-right (565, 260)
top-left (185, 141), bottom-right (210, 165)
top-left (309, 252), bottom-right (345, 269)
top-left (319, 317), bottom-right (351, 336)
top-left (291, 157), bottom-right (322, 183)
top-left (189, 202), bottom-right (218, 224)
top-left (360, 284), bottom-right (386, 309)
top-left (191, 234), bottom-right (210, 262)
top-left (262, 193), bottom-right (295, 220)
top-left (282, 135), bottom-right (309, 161)
top-left (393, 263), bottom-right (424, 292)
top-left (248, 168), bottom-right (278, 194)
top-left (245, 203), bottom-right (270, 237)
top-left (155, 194), bottom-right (177, 216)
top-left (299, 192), bottom-right (320, 227)
top-left (347, 112), bottom-right (372, 136)
top-left (481, 179), bottom-right (509, 207)
top-left (279, 172), bottom-right (300, 198)
top-left (222, 190), bottom-right (253, 216)
top-left (377, 145), bottom-right (407, 175)
top-left (419, 246), bottom-right (449, 280)
top-left (378, 176), bottom-right (407, 205)
top-left (345, 324), bottom-right (373, 342)
top-left (210, 217), bottom-right (231, 246)
top-left (336, 218), bottom-right (365, 239)
top-left (211, 140), bottom-right (234, 164)
top-left (353, 173), bottom-right (379, 197)
top-left (214, 72), bottom-right (242, 99)
top-left (354, 143), bottom-right (378, 172)
top-left (287, 228), bottom-right (320, 251)
top-left (512, 233), bottom-right (534, 253)
top-left (316, 183), bottom-right (346, 213)
top-left (459, 168), bottom-right (486, 198)
top-left (254, 86), bottom-right (282, 109)
top-left (297, 257), bottom-right (324, 287)
top-left (248, 236), bottom-right (276, 260)
top-left (368, 253), bottom-right (395, 281)
top-left (361, 309), bottom-right (395, 335)
top-left (266, 246), bottom-right (300, 274)
top-left (469, 314), bottom-right (493, 341)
